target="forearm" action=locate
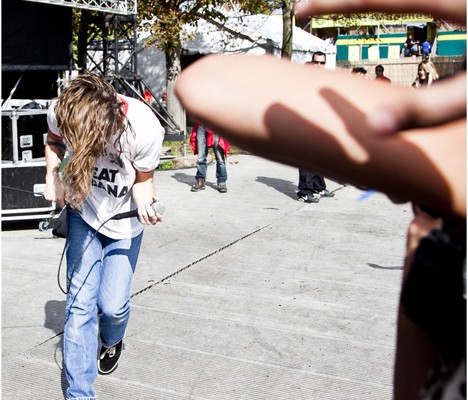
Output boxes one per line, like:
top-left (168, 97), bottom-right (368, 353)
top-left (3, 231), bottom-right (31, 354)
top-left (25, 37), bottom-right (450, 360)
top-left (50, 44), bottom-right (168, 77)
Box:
top-left (45, 142), bottom-right (63, 178)
top-left (132, 170), bottom-right (161, 225)
top-left (44, 134), bottom-right (66, 203)
top-left (132, 179), bottom-right (156, 206)
top-left (175, 54), bottom-right (466, 218)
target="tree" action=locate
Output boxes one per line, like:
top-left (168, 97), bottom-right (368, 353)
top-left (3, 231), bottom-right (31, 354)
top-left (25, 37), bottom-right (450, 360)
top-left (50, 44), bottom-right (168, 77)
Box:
top-left (137, 0), bottom-right (278, 134)
top-left (138, 1), bottom-right (224, 134)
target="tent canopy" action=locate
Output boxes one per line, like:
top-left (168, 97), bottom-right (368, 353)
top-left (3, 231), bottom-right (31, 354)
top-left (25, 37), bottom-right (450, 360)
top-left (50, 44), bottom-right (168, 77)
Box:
top-left (182, 13), bottom-right (335, 64)
top-left (137, 12), bottom-right (337, 97)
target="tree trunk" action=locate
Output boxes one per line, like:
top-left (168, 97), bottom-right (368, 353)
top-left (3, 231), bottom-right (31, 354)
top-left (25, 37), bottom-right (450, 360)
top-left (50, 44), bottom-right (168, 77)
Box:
top-left (281, 0), bottom-right (293, 60)
top-left (165, 48), bottom-right (186, 136)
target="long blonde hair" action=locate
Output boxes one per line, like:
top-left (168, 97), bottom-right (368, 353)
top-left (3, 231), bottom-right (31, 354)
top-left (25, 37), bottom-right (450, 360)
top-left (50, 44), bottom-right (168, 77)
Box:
top-left (55, 73), bottom-right (126, 208)
top-left (412, 60), bottom-right (439, 88)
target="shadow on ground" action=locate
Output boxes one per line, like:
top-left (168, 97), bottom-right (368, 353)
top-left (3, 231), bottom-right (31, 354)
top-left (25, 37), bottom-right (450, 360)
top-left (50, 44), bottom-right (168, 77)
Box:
top-left (255, 176), bottom-right (297, 200)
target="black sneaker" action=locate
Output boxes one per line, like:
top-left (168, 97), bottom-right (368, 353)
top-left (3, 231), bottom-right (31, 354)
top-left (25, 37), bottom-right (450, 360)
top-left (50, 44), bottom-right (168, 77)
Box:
top-left (297, 192), bottom-right (320, 203)
top-left (191, 178), bottom-right (206, 192)
top-left (98, 340), bottom-right (123, 375)
top-left (316, 189), bottom-right (335, 198)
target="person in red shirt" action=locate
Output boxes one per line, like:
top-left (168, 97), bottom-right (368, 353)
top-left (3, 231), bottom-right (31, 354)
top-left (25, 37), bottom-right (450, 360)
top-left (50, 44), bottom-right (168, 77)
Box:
top-left (374, 64), bottom-right (391, 83)
top-left (190, 122), bottom-right (230, 193)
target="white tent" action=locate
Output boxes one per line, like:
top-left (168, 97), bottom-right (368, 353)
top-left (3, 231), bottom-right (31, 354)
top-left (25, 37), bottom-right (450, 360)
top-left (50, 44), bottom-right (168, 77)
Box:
top-left (182, 13), bottom-right (335, 65)
top-left (138, 13), bottom-right (336, 97)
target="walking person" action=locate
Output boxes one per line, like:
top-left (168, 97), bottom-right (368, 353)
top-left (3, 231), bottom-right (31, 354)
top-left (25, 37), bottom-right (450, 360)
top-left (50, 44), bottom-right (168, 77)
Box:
top-left (44, 72), bottom-right (165, 399)
top-left (297, 51), bottom-right (335, 203)
top-left (190, 122), bottom-right (230, 193)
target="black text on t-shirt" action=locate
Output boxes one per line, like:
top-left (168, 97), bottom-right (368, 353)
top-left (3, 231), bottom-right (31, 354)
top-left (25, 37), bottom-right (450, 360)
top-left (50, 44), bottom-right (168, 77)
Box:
top-left (92, 167), bottom-right (129, 198)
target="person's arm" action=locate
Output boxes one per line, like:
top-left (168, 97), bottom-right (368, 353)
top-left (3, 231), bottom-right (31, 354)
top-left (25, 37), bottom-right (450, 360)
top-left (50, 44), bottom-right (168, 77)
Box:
top-left (132, 170), bottom-right (162, 225)
top-left (175, 54), bottom-right (466, 218)
top-left (44, 132), bottom-right (66, 207)
top-left (393, 205), bottom-right (442, 399)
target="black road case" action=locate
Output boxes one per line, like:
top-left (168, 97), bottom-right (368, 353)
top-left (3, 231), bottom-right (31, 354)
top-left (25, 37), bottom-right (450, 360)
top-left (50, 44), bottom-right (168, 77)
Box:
top-left (2, 109), bottom-right (59, 230)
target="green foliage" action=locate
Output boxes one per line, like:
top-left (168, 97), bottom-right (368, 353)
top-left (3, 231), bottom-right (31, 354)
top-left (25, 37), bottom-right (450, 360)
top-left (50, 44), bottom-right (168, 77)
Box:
top-left (139, 0), bottom-right (219, 53)
top-left (137, 0), bottom-right (278, 54)
top-left (158, 160), bottom-right (175, 170)
top-left (238, 0), bottom-right (281, 14)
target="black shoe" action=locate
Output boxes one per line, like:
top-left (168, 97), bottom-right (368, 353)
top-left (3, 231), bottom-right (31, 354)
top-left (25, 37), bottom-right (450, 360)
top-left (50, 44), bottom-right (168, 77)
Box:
top-left (297, 192), bottom-right (320, 203)
top-left (316, 189), bottom-right (335, 198)
top-left (191, 178), bottom-right (206, 192)
top-left (98, 340), bottom-right (123, 375)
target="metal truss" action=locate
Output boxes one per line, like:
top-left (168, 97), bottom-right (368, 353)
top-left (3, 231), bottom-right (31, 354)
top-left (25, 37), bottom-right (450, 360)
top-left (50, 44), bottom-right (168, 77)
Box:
top-left (111, 75), bottom-right (184, 140)
top-left (22, 0), bottom-right (136, 15)
top-left (80, 13), bottom-right (138, 78)
top-left (80, 12), bottom-right (183, 137)
top-left (23, 0), bottom-right (183, 140)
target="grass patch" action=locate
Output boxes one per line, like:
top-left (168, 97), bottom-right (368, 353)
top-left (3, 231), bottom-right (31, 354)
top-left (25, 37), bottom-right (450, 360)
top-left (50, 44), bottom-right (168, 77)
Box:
top-left (159, 160), bottom-right (175, 170)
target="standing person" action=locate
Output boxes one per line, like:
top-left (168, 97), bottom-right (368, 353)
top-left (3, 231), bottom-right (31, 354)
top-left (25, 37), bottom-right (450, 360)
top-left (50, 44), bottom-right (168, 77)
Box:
top-left (297, 51), bottom-right (335, 203)
top-left (190, 122), bottom-right (230, 193)
top-left (421, 38), bottom-right (432, 60)
top-left (375, 64), bottom-right (392, 83)
top-left (404, 34), bottom-right (414, 56)
top-left (404, 34), bottom-right (420, 57)
top-left (412, 60), bottom-right (440, 88)
top-left (44, 72), bottom-right (165, 400)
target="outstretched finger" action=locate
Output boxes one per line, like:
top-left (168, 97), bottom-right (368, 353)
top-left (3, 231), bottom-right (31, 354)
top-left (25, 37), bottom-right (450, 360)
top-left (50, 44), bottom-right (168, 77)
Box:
top-left (367, 72), bottom-right (466, 135)
top-left (294, 0), bottom-right (467, 26)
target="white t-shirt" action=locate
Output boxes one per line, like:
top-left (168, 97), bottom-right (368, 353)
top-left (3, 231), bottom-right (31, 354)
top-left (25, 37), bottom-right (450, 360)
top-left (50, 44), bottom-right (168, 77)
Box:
top-left (47, 95), bottom-right (164, 239)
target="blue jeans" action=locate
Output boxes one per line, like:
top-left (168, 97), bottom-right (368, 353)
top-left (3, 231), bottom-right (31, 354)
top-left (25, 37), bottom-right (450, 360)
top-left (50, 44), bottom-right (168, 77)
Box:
top-left (64, 211), bottom-right (143, 400)
top-left (195, 125), bottom-right (227, 184)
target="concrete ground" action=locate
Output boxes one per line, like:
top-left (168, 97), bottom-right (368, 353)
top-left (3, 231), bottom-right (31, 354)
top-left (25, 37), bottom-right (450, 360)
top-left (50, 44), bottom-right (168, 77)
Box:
top-left (2, 154), bottom-right (412, 399)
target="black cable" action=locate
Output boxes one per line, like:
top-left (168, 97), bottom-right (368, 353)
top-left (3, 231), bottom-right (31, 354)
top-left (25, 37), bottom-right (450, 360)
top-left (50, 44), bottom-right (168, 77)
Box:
top-left (57, 202), bottom-right (163, 294)
top-left (2, 186), bottom-right (44, 196)
top-left (57, 208), bottom-right (114, 295)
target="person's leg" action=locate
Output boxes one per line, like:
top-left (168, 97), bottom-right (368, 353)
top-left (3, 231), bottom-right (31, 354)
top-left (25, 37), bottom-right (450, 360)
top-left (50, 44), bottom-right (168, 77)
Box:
top-left (213, 134), bottom-right (227, 191)
top-left (195, 125), bottom-right (208, 181)
top-left (64, 211), bottom-right (103, 400)
top-left (313, 175), bottom-right (335, 197)
top-left (312, 175), bottom-right (327, 192)
top-left (297, 170), bottom-right (320, 202)
top-left (98, 232), bottom-right (143, 347)
top-left (192, 125), bottom-right (208, 191)
top-left (298, 169), bottom-right (314, 196)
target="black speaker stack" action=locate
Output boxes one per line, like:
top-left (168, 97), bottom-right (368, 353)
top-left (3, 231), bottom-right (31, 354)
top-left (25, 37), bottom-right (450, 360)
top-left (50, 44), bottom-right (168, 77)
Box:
top-left (1, 0), bottom-right (71, 228)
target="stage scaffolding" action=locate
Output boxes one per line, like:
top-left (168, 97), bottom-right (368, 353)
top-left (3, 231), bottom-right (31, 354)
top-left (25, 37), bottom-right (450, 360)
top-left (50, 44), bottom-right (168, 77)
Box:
top-left (22, 0), bottom-right (136, 16)
top-left (22, 0), bottom-right (184, 140)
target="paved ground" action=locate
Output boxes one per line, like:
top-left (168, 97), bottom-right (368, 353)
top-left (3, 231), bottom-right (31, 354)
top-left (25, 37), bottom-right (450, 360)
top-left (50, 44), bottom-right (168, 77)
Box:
top-left (2, 154), bottom-right (412, 399)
